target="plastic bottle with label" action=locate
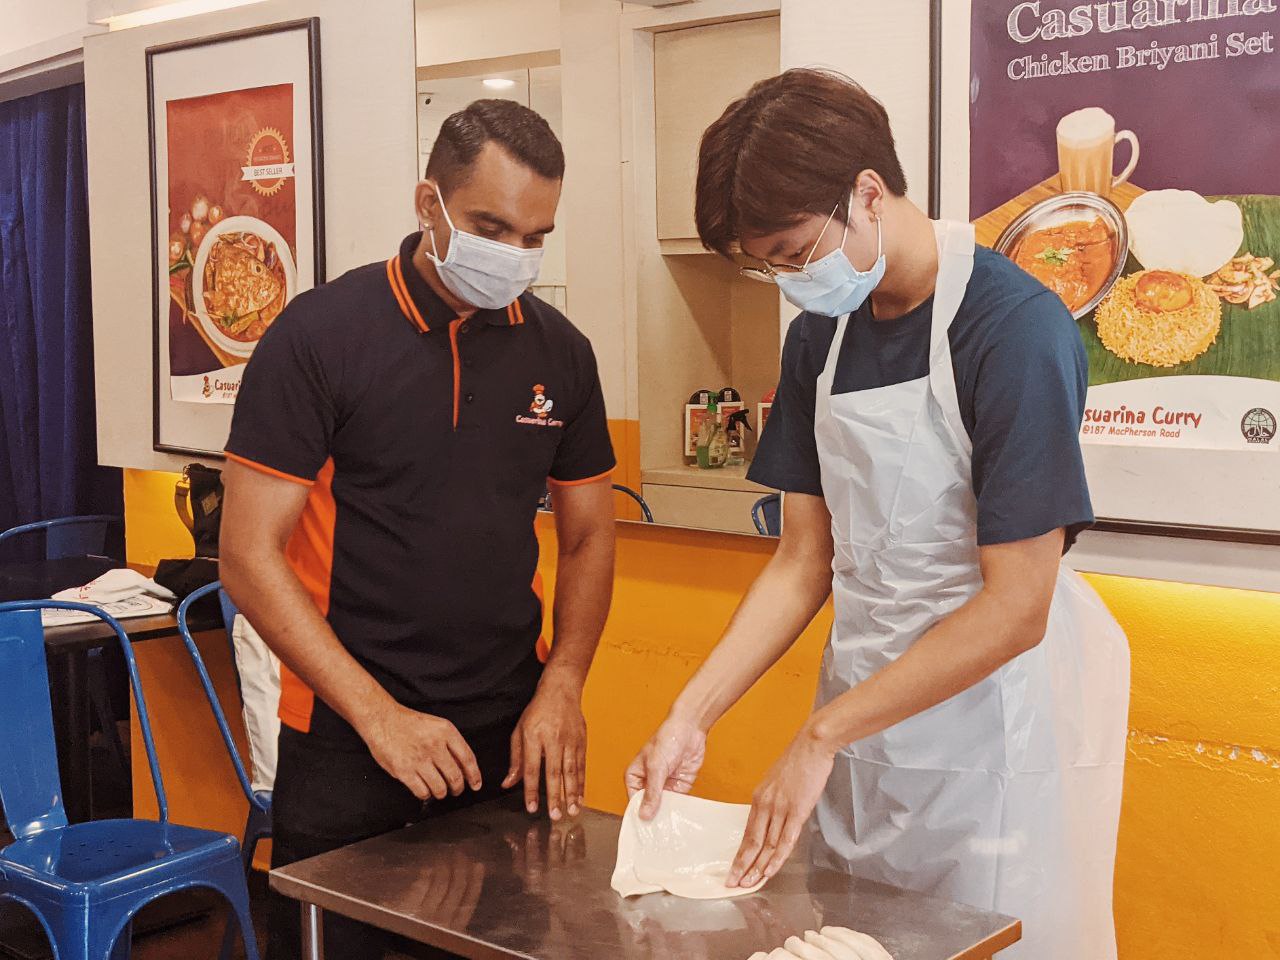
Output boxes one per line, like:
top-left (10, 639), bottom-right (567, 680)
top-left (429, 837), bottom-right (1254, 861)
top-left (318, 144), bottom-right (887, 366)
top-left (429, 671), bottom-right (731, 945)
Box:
top-left (696, 400), bottom-right (729, 469)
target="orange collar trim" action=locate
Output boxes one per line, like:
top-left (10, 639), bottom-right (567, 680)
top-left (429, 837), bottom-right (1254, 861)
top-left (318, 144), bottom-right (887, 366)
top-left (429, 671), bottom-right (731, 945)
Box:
top-left (387, 256), bottom-right (430, 333)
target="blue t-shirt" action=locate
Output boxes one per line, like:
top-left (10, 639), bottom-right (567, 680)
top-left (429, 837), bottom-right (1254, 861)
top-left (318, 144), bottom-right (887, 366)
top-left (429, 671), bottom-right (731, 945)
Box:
top-left (747, 246), bottom-right (1094, 550)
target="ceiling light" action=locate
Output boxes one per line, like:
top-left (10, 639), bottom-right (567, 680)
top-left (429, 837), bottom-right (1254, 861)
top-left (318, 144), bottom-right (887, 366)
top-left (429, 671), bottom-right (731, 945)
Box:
top-left (94, 0), bottom-right (270, 30)
top-left (482, 78), bottom-right (516, 90)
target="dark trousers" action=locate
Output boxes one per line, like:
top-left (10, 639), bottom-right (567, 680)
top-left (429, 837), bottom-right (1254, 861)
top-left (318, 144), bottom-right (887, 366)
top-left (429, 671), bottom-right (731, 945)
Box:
top-left (267, 716), bottom-right (519, 960)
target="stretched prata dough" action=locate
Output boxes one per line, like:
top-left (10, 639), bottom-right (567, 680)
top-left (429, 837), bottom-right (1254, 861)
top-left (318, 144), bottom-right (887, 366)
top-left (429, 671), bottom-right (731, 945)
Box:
top-left (820, 927), bottom-right (894, 960)
top-left (784, 934), bottom-right (836, 959)
top-left (611, 791), bottom-right (768, 899)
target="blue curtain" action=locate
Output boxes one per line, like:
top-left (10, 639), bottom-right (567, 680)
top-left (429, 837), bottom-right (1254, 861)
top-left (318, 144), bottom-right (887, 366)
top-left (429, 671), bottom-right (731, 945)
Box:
top-left (0, 84), bottom-right (122, 556)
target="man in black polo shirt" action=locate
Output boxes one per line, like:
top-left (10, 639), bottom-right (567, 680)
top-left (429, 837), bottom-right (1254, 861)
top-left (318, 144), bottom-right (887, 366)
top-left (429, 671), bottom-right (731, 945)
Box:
top-left (220, 100), bottom-right (617, 959)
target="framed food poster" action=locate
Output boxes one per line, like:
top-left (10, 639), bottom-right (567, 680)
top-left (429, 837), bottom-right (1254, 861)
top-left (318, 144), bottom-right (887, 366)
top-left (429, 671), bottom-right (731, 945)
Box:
top-left (960, 0), bottom-right (1280, 542)
top-left (147, 19), bottom-right (324, 456)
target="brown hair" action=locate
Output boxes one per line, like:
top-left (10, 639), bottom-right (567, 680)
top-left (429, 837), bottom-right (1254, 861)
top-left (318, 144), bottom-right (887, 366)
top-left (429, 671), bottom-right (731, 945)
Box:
top-left (694, 68), bottom-right (907, 257)
top-left (425, 98), bottom-right (565, 191)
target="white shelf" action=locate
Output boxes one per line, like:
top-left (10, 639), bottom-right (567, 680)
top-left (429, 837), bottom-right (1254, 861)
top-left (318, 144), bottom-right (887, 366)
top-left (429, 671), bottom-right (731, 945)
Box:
top-left (641, 462), bottom-right (772, 494)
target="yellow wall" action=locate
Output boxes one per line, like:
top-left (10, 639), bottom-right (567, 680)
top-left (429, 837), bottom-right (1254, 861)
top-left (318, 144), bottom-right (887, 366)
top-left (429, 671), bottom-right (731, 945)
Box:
top-left (124, 471), bottom-right (1280, 958)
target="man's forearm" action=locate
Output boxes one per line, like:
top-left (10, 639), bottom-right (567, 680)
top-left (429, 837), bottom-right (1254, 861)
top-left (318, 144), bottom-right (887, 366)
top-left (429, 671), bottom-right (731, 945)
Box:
top-left (222, 547), bottom-right (396, 737)
top-left (542, 529), bottom-right (614, 693)
top-left (806, 585), bottom-right (1049, 752)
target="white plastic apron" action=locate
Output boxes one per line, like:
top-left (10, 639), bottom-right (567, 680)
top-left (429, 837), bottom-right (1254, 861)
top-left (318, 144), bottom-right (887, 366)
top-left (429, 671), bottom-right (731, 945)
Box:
top-left (811, 220), bottom-right (1130, 960)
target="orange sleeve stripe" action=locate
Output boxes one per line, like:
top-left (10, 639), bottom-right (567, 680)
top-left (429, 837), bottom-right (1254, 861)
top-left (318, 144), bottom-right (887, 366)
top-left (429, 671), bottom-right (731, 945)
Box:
top-left (278, 458), bottom-right (337, 733)
top-left (547, 467), bottom-right (615, 488)
top-left (224, 452), bottom-right (315, 486)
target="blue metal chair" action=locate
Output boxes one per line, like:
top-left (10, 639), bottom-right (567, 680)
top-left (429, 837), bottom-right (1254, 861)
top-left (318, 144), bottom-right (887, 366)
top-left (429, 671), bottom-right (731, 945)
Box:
top-left (0, 516), bottom-right (120, 560)
top-left (0, 516), bottom-right (129, 797)
top-left (539, 484), bottom-right (656, 523)
top-left (0, 600), bottom-right (260, 960)
top-left (752, 494), bottom-right (782, 537)
top-left (175, 582), bottom-right (273, 960)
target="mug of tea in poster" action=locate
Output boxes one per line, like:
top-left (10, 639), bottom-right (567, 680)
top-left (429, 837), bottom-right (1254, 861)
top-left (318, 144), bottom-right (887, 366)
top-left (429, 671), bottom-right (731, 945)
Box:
top-left (970, 0), bottom-right (1280, 454)
top-left (165, 83), bottom-right (299, 404)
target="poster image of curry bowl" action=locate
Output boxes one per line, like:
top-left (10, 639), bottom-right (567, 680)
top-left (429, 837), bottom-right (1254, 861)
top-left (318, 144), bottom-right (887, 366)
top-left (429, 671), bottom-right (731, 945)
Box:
top-left (995, 191), bottom-right (1128, 320)
top-left (191, 216), bottom-right (296, 359)
top-left (997, 192), bottom-right (1280, 386)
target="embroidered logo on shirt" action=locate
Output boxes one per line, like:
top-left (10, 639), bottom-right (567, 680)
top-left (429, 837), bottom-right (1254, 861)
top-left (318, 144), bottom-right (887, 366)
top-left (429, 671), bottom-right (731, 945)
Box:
top-left (517, 384), bottom-right (564, 428)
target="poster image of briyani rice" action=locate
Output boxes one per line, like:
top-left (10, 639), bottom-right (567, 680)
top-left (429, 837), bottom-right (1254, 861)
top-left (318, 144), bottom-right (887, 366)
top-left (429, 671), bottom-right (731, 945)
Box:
top-left (1079, 192), bottom-right (1280, 388)
top-left (165, 83), bottom-right (298, 390)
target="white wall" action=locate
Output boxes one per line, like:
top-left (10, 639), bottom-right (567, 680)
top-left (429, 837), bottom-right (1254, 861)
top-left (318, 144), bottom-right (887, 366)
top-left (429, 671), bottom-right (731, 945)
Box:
top-left (0, 0), bottom-right (88, 58)
top-left (779, 0), bottom-right (933, 212)
top-left (415, 0), bottom-right (559, 67)
top-left (86, 0), bottom-right (420, 471)
top-left (558, 0), bottom-right (629, 420)
top-left (0, 0), bottom-right (99, 83)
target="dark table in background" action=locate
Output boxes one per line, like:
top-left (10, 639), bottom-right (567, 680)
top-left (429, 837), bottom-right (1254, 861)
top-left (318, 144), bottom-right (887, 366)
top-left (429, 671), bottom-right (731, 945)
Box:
top-left (272, 794), bottom-right (1022, 960)
top-left (0, 558), bottom-right (223, 960)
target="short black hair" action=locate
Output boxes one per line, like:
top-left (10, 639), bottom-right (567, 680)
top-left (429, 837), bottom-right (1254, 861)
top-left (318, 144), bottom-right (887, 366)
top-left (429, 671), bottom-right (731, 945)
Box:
top-left (696, 68), bottom-right (907, 257)
top-left (425, 99), bottom-right (565, 192)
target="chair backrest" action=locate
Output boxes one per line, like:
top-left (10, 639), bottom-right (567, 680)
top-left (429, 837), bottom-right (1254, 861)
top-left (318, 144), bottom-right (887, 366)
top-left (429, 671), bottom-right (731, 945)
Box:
top-left (539, 485), bottom-right (656, 524)
top-left (611, 484), bottom-right (655, 523)
top-left (0, 515), bottom-right (119, 561)
top-left (0, 609), bottom-right (69, 839)
top-left (0, 601), bottom-right (168, 838)
top-left (176, 582), bottom-right (261, 809)
top-left (752, 494), bottom-right (782, 537)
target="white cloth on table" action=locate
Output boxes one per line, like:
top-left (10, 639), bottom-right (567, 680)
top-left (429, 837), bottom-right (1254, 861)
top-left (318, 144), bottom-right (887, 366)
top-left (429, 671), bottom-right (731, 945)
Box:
top-left (43, 568), bottom-right (175, 625)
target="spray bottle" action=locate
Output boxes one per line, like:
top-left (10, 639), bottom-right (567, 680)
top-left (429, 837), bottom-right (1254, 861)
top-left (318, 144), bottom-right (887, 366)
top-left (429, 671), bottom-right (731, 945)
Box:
top-left (725, 409), bottom-right (753, 466)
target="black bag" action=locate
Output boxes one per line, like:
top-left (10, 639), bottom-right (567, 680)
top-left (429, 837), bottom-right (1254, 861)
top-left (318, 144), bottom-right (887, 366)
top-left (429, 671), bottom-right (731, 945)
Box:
top-left (153, 463), bottom-right (223, 600)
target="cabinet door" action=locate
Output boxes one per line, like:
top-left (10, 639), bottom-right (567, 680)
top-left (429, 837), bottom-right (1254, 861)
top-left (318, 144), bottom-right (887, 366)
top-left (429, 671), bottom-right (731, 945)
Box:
top-left (654, 16), bottom-right (780, 241)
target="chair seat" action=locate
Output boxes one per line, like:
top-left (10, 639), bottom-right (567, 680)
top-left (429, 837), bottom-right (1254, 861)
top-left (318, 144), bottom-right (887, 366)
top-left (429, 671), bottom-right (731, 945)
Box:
top-left (1, 819), bottom-right (240, 893)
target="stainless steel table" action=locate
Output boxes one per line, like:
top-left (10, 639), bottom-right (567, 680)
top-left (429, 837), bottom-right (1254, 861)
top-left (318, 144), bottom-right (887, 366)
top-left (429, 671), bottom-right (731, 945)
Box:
top-left (271, 793), bottom-right (1020, 960)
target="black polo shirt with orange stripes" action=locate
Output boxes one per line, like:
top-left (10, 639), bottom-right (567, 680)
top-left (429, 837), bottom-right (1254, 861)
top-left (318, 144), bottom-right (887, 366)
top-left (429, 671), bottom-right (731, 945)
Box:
top-left (225, 232), bottom-right (615, 741)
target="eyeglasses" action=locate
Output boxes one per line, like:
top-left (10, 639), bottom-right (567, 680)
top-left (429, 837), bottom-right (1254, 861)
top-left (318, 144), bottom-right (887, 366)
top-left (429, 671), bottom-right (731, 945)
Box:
top-left (738, 200), bottom-right (847, 284)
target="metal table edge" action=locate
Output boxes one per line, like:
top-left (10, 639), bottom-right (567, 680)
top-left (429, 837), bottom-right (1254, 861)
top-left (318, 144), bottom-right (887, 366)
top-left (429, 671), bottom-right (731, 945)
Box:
top-left (270, 869), bottom-right (536, 960)
top-left (949, 920), bottom-right (1022, 960)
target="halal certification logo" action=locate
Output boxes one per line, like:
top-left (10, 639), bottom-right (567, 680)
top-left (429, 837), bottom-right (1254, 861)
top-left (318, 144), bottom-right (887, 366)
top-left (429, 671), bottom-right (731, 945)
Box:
top-left (1241, 408), bottom-right (1277, 445)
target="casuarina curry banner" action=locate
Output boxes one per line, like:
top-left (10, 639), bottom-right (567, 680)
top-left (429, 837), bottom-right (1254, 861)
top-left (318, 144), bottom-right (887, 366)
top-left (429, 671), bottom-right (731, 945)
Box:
top-left (970, 0), bottom-right (1280, 453)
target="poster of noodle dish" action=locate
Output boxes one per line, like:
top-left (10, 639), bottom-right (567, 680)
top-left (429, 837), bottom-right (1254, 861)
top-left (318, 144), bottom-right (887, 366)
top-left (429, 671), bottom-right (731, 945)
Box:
top-left (969, 0), bottom-right (1280, 458)
top-left (148, 20), bottom-right (323, 454)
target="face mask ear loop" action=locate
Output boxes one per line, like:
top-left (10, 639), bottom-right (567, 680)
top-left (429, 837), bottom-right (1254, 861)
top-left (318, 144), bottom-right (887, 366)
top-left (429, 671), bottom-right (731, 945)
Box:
top-left (804, 202), bottom-right (843, 270)
top-left (427, 181), bottom-right (455, 263)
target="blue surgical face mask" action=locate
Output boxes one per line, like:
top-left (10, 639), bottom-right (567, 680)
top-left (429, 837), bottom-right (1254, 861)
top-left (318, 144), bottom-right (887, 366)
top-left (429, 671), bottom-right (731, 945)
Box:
top-left (425, 185), bottom-right (544, 311)
top-left (775, 204), bottom-right (885, 317)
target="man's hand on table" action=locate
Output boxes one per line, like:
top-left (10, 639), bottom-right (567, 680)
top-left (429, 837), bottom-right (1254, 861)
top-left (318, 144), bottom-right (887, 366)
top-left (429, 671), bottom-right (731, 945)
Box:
top-left (504, 672), bottom-right (588, 821)
top-left (361, 702), bottom-right (483, 801)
